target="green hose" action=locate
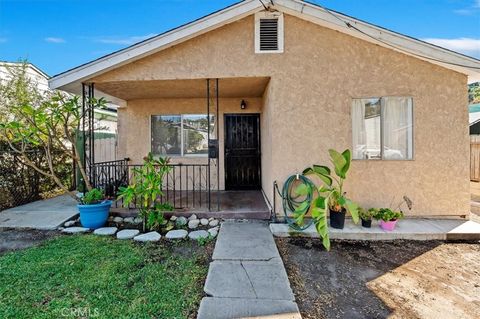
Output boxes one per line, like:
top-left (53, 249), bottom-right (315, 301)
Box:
top-left (276, 174), bottom-right (315, 231)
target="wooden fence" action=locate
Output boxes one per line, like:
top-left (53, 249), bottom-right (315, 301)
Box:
top-left (471, 135), bottom-right (480, 181)
top-left (94, 136), bottom-right (117, 163)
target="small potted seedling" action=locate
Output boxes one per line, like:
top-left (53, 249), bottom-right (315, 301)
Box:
top-left (375, 208), bottom-right (404, 231)
top-left (78, 188), bottom-right (111, 229)
top-left (359, 208), bottom-right (376, 228)
top-left (373, 195), bottom-right (412, 231)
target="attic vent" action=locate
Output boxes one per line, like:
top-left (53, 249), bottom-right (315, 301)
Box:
top-left (255, 12), bottom-right (284, 53)
top-left (259, 19), bottom-right (279, 51)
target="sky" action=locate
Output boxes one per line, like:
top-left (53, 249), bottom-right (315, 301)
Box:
top-left (0, 0), bottom-right (479, 77)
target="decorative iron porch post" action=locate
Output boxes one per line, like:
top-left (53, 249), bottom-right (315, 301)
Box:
top-left (80, 83), bottom-right (95, 191)
top-left (207, 79), bottom-right (220, 211)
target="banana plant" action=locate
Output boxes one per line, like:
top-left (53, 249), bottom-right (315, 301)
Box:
top-left (295, 149), bottom-right (359, 251)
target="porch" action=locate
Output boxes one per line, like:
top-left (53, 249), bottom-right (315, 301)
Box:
top-left (82, 77), bottom-right (272, 218)
top-left (90, 158), bottom-right (270, 219)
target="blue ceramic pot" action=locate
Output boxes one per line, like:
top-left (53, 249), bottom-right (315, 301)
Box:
top-left (77, 200), bottom-right (112, 229)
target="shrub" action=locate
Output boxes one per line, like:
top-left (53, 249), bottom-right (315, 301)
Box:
top-left (359, 208), bottom-right (377, 221)
top-left (81, 188), bottom-right (105, 205)
top-left (117, 153), bottom-right (173, 231)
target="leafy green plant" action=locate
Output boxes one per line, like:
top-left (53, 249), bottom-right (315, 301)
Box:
top-left (296, 149), bottom-right (359, 251)
top-left (359, 208), bottom-right (377, 221)
top-left (374, 208), bottom-right (404, 222)
top-left (469, 82), bottom-right (480, 104)
top-left (117, 153), bottom-right (174, 231)
top-left (0, 68), bottom-right (106, 199)
top-left (81, 188), bottom-right (104, 205)
top-left (146, 205), bottom-right (169, 231)
top-left (196, 235), bottom-right (214, 246)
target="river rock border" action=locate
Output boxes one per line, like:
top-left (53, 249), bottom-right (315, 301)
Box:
top-left (61, 214), bottom-right (221, 242)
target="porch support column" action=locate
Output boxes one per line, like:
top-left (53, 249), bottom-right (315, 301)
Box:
top-left (88, 83), bottom-right (95, 187)
top-left (80, 82), bottom-right (95, 191)
top-left (207, 79), bottom-right (220, 211)
top-left (81, 83), bottom-right (87, 191)
top-left (207, 79), bottom-right (211, 210)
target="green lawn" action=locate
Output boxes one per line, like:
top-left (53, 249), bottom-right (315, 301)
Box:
top-left (0, 234), bottom-right (211, 319)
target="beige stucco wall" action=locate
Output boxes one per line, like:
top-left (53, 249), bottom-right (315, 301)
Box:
top-left (117, 98), bottom-right (262, 190)
top-left (96, 13), bottom-right (469, 217)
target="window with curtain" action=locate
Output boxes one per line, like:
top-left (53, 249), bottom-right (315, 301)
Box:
top-left (352, 97), bottom-right (413, 160)
top-left (151, 114), bottom-right (214, 156)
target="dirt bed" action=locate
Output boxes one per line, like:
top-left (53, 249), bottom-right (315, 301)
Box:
top-left (0, 228), bottom-right (59, 255)
top-left (276, 238), bottom-right (480, 319)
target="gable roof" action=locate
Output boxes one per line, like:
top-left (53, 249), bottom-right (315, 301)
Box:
top-left (49, 0), bottom-right (480, 93)
top-left (1, 61), bottom-right (50, 79)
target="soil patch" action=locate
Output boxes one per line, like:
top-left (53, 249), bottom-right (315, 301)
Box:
top-left (277, 238), bottom-right (480, 319)
top-left (0, 228), bottom-right (59, 255)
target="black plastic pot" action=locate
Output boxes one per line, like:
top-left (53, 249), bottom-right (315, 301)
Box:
top-left (361, 219), bottom-right (372, 228)
top-left (330, 209), bottom-right (346, 229)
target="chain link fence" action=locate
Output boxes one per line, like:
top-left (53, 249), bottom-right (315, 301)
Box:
top-left (0, 143), bottom-right (73, 211)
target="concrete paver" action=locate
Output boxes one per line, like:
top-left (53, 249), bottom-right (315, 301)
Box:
top-left (198, 221), bottom-right (300, 319)
top-left (198, 297), bottom-right (301, 319)
top-left (0, 195), bottom-right (78, 230)
top-left (212, 221), bottom-right (280, 260)
top-left (204, 260), bottom-right (256, 298)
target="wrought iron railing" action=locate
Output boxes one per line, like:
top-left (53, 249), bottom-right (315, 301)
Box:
top-left (91, 159), bottom-right (211, 210)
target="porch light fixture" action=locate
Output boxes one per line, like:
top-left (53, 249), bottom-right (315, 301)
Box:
top-left (240, 100), bottom-right (247, 109)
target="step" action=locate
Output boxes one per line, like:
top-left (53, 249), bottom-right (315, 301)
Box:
top-left (197, 297), bottom-right (301, 319)
top-left (213, 221), bottom-right (280, 260)
top-left (270, 219), bottom-right (480, 241)
top-left (204, 259), bottom-right (294, 300)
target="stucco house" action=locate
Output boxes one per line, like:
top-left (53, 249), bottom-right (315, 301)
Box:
top-left (49, 0), bottom-right (480, 218)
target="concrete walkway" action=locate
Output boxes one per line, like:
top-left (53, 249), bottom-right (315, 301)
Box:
top-left (198, 221), bottom-right (301, 319)
top-left (270, 218), bottom-right (480, 240)
top-left (0, 195), bottom-right (78, 230)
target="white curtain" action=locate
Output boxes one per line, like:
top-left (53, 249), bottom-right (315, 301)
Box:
top-left (352, 99), bottom-right (382, 159)
top-left (382, 97), bottom-right (413, 160)
top-left (352, 99), bottom-right (366, 159)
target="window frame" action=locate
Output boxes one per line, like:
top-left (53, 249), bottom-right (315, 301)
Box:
top-left (150, 114), bottom-right (212, 158)
top-left (351, 96), bottom-right (414, 161)
top-left (254, 11), bottom-right (284, 54)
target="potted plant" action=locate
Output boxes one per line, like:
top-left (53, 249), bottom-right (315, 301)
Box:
top-left (359, 208), bottom-right (376, 228)
top-left (375, 208), bottom-right (404, 231)
top-left (295, 149), bottom-right (359, 250)
top-left (307, 149), bottom-right (359, 230)
top-left (77, 188), bottom-right (111, 229)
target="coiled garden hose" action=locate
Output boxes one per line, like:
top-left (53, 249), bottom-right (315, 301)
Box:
top-left (275, 174), bottom-right (315, 231)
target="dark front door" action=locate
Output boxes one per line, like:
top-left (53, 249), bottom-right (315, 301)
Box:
top-left (224, 114), bottom-right (261, 190)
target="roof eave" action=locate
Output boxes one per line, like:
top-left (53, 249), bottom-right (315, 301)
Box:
top-left (274, 0), bottom-right (480, 79)
top-left (49, 0), bottom-right (262, 91)
top-left (49, 0), bottom-right (480, 92)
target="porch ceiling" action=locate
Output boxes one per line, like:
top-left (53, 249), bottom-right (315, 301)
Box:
top-left (94, 77), bottom-right (270, 100)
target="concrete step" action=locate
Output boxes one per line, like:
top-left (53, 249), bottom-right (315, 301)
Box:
top-left (200, 221), bottom-right (300, 319)
top-left (197, 297), bottom-right (301, 319)
top-left (213, 221), bottom-right (280, 260)
top-left (270, 219), bottom-right (480, 241)
top-left (111, 208), bottom-right (271, 220)
top-left (470, 201), bottom-right (480, 223)
top-left (470, 212), bottom-right (480, 223)
top-left (204, 259), bottom-right (294, 300)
